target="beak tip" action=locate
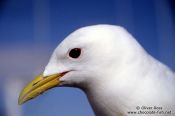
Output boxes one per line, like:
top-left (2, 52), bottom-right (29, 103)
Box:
top-left (18, 101), bottom-right (22, 105)
top-left (18, 102), bottom-right (22, 105)
top-left (18, 73), bottom-right (61, 105)
top-left (18, 98), bottom-right (23, 105)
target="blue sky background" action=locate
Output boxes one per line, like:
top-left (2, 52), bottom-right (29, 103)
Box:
top-left (0, 0), bottom-right (175, 116)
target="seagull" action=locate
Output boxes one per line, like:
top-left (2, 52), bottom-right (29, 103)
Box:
top-left (18, 25), bottom-right (175, 116)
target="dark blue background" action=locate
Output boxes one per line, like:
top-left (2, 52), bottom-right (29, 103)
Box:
top-left (0, 0), bottom-right (174, 116)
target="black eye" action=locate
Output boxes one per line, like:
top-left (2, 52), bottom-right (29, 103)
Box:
top-left (69, 48), bottom-right (81, 59)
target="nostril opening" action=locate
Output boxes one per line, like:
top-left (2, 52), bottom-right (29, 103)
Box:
top-left (32, 80), bottom-right (41, 86)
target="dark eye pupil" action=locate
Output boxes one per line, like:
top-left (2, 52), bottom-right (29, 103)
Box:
top-left (69, 48), bottom-right (81, 58)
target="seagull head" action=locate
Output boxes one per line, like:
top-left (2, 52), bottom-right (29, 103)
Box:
top-left (43, 25), bottom-right (124, 88)
top-left (18, 24), bottom-right (139, 105)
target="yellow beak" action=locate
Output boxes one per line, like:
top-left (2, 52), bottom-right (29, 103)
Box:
top-left (18, 73), bottom-right (62, 105)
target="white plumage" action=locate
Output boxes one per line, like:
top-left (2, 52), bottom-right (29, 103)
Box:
top-left (44, 25), bottom-right (175, 116)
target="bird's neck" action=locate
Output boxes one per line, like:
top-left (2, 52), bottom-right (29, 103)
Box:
top-left (85, 84), bottom-right (126, 116)
top-left (84, 50), bottom-right (174, 116)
